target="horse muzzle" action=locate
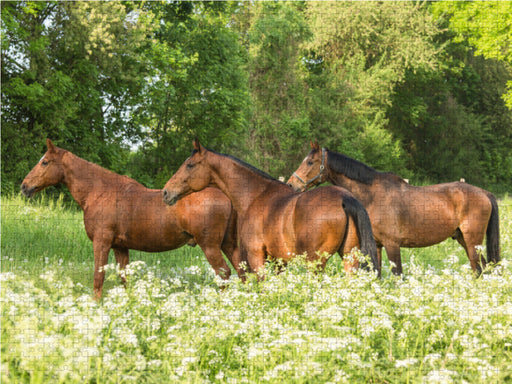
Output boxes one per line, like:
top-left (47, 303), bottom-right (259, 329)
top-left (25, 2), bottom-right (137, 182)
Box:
top-left (162, 188), bottom-right (180, 206)
top-left (287, 183), bottom-right (304, 193)
top-left (21, 183), bottom-right (37, 198)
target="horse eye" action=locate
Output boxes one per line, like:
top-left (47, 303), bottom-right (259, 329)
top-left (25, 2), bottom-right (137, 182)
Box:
top-left (307, 161), bottom-right (313, 166)
top-left (41, 160), bottom-right (49, 166)
top-left (186, 163), bottom-right (195, 169)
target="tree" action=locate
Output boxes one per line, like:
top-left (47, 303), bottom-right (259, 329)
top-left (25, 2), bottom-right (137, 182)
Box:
top-left (233, 1), bottom-right (312, 177)
top-left (304, 1), bottom-right (441, 174)
top-left (126, 1), bottom-right (251, 187)
top-left (432, 1), bottom-right (512, 109)
top-left (1, 1), bottom-right (153, 191)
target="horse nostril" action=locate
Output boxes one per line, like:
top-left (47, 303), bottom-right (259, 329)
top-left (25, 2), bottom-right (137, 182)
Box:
top-left (162, 189), bottom-right (169, 200)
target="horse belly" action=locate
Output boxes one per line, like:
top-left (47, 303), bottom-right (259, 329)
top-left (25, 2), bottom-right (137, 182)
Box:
top-left (398, 205), bottom-right (459, 248)
top-left (114, 202), bottom-right (189, 252)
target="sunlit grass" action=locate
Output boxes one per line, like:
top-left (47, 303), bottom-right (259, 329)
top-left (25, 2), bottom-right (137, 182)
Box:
top-left (1, 194), bottom-right (511, 383)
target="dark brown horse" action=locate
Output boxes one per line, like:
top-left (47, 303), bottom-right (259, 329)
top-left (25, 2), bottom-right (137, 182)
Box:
top-left (162, 139), bottom-right (380, 276)
top-left (21, 139), bottom-right (243, 299)
top-left (288, 141), bottom-right (500, 275)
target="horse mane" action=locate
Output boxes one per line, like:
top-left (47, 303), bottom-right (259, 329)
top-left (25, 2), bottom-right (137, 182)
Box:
top-left (326, 149), bottom-right (378, 185)
top-left (325, 149), bottom-right (406, 185)
top-left (197, 148), bottom-right (285, 184)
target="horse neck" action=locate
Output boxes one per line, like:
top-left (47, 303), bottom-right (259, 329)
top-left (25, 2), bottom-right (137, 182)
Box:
top-left (61, 152), bottom-right (122, 210)
top-left (207, 152), bottom-right (286, 216)
top-left (326, 169), bottom-right (375, 207)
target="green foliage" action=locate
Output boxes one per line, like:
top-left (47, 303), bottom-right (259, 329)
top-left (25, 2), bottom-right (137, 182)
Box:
top-left (239, 1), bottom-right (312, 177)
top-left (303, 1), bottom-right (441, 175)
top-left (2, 1), bottom-right (512, 192)
top-left (1, 1), bottom-right (150, 190)
top-left (127, 1), bottom-right (251, 188)
top-left (432, 1), bottom-right (512, 109)
top-left (387, 13), bottom-right (512, 188)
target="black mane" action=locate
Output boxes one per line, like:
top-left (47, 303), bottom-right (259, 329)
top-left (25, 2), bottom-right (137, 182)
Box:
top-left (194, 148), bottom-right (285, 184)
top-left (325, 148), bottom-right (406, 185)
top-left (325, 149), bottom-right (378, 185)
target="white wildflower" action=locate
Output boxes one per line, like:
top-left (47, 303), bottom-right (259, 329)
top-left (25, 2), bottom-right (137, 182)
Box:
top-left (395, 358), bottom-right (418, 368)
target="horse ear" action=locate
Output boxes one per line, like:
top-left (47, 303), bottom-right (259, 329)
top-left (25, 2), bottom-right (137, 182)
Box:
top-left (47, 139), bottom-right (57, 153)
top-left (312, 140), bottom-right (320, 152)
top-left (193, 138), bottom-right (203, 153)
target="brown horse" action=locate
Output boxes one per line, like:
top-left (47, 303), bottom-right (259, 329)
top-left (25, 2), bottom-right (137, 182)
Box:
top-left (21, 139), bottom-right (243, 299)
top-left (162, 139), bottom-right (380, 277)
top-left (288, 141), bottom-right (500, 275)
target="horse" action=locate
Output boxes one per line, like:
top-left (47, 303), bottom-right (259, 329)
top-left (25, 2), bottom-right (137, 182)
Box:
top-left (287, 141), bottom-right (500, 275)
top-left (162, 139), bottom-right (380, 277)
top-left (21, 139), bottom-right (244, 299)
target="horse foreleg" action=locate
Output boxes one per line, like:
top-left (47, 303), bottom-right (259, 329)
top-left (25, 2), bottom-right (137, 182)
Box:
top-left (93, 240), bottom-right (111, 301)
top-left (384, 243), bottom-right (402, 275)
top-left (113, 248), bottom-right (129, 286)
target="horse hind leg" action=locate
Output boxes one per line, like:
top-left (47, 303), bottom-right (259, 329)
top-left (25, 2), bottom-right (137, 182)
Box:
top-left (454, 226), bottom-right (486, 275)
top-left (340, 216), bottom-right (359, 274)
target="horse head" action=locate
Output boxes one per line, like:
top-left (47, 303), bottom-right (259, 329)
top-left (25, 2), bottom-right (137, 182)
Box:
top-left (162, 138), bottom-right (212, 205)
top-left (21, 139), bottom-right (65, 198)
top-left (287, 140), bottom-right (326, 192)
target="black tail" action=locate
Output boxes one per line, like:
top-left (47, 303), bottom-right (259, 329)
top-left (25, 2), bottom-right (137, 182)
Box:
top-left (342, 195), bottom-right (380, 276)
top-left (486, 193), bottom-right (500, 264)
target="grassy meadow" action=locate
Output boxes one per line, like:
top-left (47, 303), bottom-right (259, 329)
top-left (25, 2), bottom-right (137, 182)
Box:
top-left (2, 193), bottom-right (512, 383)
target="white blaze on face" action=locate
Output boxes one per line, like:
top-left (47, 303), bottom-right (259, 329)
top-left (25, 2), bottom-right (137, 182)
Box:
top-left (39, 155), bottom-right (45, 164)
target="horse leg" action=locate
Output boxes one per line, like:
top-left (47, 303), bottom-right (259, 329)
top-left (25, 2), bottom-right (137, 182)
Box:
top-left (201, 246), bottom-right (232, 280)
top-left (377, 246), bottom-right (383, 271)
top-left (384, 243), bottom-right (402, 275)
top-left (93, 240), bottom-right (112, 300)
top-left (113, 248), bottom-right (129, 286)
top-left (246, 248), bottom-right (266, 280)
top-left (225, 246), bottom-right (247, 281)
top-left (221, 233), bottom-right (248, 281)
top-left (341, 222), bottom-right (360, 274)
top-left (454, 227), bottom-right (486, 275)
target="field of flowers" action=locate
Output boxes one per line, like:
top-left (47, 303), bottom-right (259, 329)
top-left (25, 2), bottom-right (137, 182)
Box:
top-left (2, 194), bottom-right (512, 383)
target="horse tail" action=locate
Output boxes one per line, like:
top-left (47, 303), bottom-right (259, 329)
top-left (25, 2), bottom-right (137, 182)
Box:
top-left (485, 192), bottom-right (500, 264)
top-left (342, 195), bottom-right (380, 276)
top-left (221, 206), bottom-right (238, 258)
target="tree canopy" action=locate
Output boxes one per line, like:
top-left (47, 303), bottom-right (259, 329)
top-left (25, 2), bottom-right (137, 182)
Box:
top-left (2, 1), bottom-right (511, 194)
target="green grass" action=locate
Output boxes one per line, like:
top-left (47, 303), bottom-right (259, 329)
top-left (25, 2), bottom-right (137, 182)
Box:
top-left (2, 193), bottom-right (512, 383)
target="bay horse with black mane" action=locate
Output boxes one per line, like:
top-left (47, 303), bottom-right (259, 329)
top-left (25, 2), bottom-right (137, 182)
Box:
top-left (162, 139), bottom-right (380, 277)
top-left (288, 141), bottom-right (500, 275)
top-left (21, 139), bottom-right (243, 299)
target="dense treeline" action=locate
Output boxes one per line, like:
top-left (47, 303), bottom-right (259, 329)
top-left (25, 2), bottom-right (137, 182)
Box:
top-left (2, 1), bottom-right (511, 194)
